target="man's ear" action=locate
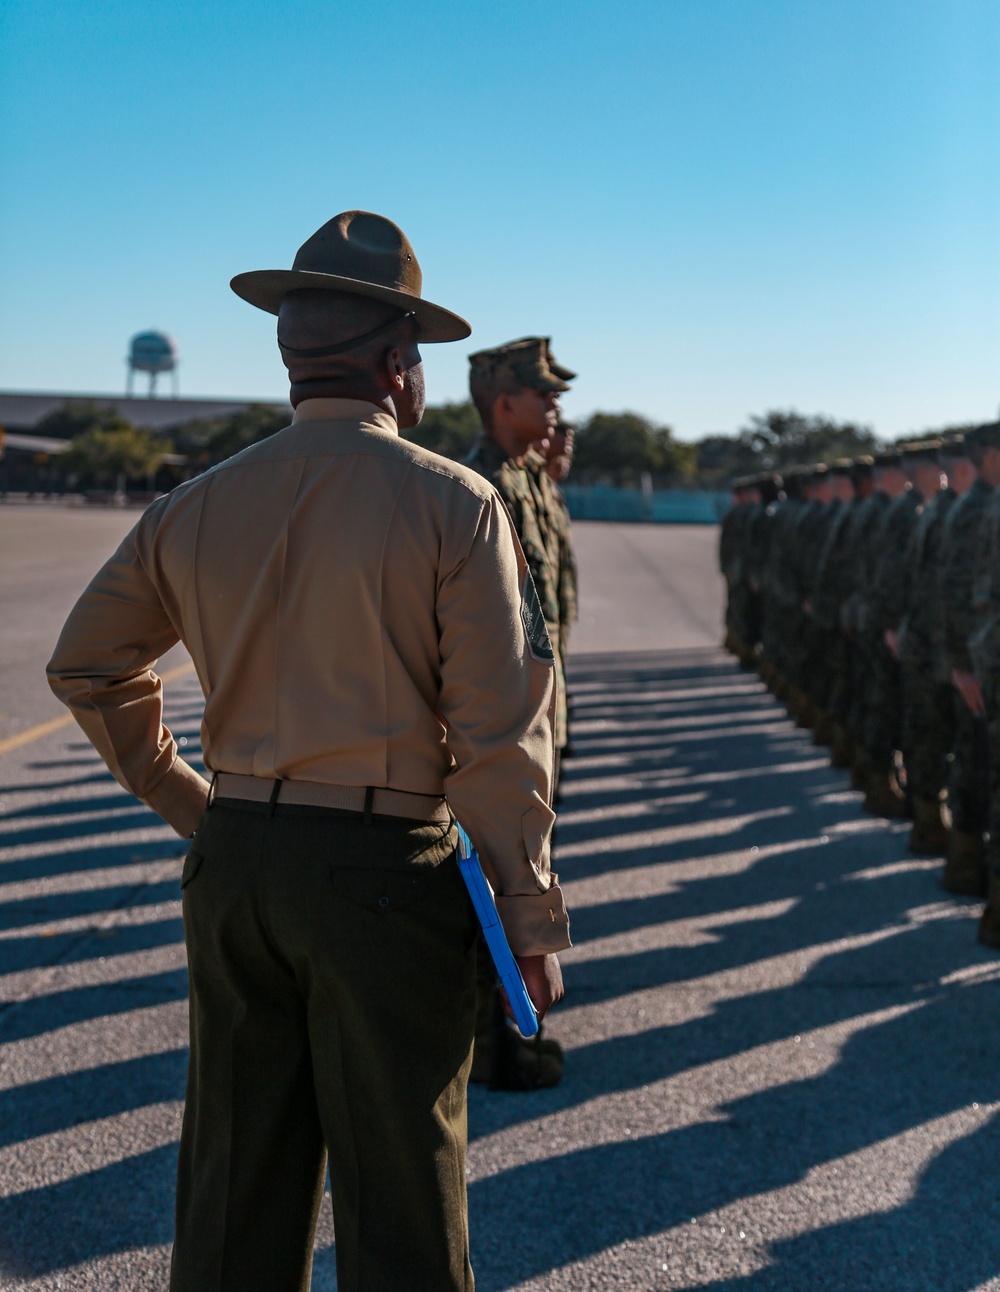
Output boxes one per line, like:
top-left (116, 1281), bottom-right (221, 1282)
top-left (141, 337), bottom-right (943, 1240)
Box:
top-left (384, 346), bottom-right (406, 392)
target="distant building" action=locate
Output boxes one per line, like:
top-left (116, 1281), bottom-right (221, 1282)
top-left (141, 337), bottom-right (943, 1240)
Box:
top-left (0, 390), bottom-right (292, 497)
top-left (0, 390), bottom-right (291, 438)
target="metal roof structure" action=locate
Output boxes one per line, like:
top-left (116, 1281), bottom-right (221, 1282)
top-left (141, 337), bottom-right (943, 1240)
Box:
top-left (0, 391), bottom-right (291, 436)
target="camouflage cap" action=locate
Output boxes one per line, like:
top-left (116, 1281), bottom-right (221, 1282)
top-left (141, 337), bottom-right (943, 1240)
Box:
top-left (899, 439), bottom-right (942, 465)
top-left (543, 339), bottom-right (577, 384)
top-left (873, 449), bottom-right (903, 468)
top-left (966, 420), bottom-right (1000, 451)
top-left (938, 432), bottom-right (969, 459)
top-left (828, 458), bottom-right (854, 476)
top-left (468, 337), bottom-right (571, 395)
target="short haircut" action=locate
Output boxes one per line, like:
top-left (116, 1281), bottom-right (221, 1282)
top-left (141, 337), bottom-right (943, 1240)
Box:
top-left (469, 369), bottom-right (527, 430)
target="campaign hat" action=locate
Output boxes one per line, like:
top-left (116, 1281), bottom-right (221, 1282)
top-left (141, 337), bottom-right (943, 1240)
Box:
top-left (230, 210), bottom-right (471, 343)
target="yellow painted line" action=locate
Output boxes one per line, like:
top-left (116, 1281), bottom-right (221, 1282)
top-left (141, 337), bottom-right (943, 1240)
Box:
top-left (0, 660), bottom-right (196, 757)
top-left (0, 714), bottom-right (75, 756)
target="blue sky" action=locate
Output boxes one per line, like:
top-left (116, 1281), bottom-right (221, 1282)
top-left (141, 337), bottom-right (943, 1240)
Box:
top-left (1, 0), bottom-right (997, 441)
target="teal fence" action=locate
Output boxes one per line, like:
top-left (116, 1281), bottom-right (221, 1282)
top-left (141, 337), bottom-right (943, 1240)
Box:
top-left (562, 485), bottom-right (729, 524)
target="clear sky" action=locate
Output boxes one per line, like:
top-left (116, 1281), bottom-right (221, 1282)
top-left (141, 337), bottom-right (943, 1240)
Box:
top-left (1, 0), bottom-right (997, 442)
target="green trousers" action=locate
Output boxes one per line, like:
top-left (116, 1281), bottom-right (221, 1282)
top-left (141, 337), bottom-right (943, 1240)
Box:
top-left (171, 802), bottom-right (477, 1292)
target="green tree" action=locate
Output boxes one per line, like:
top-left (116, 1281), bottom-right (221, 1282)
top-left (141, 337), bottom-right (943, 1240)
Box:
top-left (36, 400), bottom-right (133, 441)
top-left (402, 401), bottom-right (479, 460)
top-left (60, 425), bottom-right (168, 484)
top-left (735, 410), bottom-right (878, 471)
top-left (695, 434), bottom-right (762, 486)
top-left (573, 412), bottom-right (694, 483)
top-left (180, 404), bottom-right (290, 462)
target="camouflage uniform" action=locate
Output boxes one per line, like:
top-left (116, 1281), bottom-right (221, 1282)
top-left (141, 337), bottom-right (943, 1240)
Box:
top-left (464, 339), bottom-right (572, 760)
top-left (897, 484), bottom-right (957, 803)
top-left (720, 487), bottom-right (761, 664)
top-left (464, 336), bottom-right (573, 1089)
top-left (939, 475), bottom-right (994, 838)
top-left (840, 487), bottom-right (892, 754)
top-left (812, 462), bottom-right (870, 757)
top-left (464, 435), bottom-right (566, 750)
top-left (761, 475), bottom-right (809, 698)
top-left (971, 487), bottom-right (1000, 880)
top-left (794, 476), bottom-right (843, 724)
top-left (544, 470), bottom-right (578, 657)
top-left (967, 426), bottom-right (1000, 941)
top-left (867, 484), bottom-right (919, 723)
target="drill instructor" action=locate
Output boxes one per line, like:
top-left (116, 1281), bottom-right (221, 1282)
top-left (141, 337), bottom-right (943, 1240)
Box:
top-left (47, 211), bottom-right (570, 1292)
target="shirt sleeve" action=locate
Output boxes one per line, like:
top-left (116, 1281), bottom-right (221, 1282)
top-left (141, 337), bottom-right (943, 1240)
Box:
top-left (941, 490), bottom-right (990, 674)
top-left (46, 508), bottom-right (211, 839)
top-left (436, 490), bottom-right (570, 957)
top-left (870, 501), bottom-right (916, 633)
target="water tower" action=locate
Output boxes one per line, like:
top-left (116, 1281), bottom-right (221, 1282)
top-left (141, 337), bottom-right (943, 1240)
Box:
top-left (127, 331), bottom-right (179, 397)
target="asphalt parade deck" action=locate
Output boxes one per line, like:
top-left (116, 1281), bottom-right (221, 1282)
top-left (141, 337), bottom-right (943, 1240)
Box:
top-left (1, 507), bottom-right (998, 1290)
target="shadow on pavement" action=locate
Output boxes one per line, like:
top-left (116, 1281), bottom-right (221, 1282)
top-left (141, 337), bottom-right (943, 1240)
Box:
top-left (467, 648), bottom-right (1000, 1290)
top-left (1, 650), bottom-right (998, 1289)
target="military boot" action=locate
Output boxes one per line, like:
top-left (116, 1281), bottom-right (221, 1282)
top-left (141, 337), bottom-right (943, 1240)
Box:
top-left (908, 796), bottom-right (949, 856)
top-left (784, 686), bottom-right (803, 720)
top-left (942, 830), bottom-right (988, 897)
top-left (794, 695), bottom-right (815, 730)
top-left (863, 763), bottom-right (907, 819)
top-left (830, 722), bottom-right (853, 769)
top-left (850, 749), bottom-right (870, 792)
top-left (811, 709), bottom-right (834, 747)
top-left (977, 875), bottom-right (1000, 952)
top-left (470, 977), bottom-right (563, 1089)
top-left (492, 1021), bottom-right (564, 1091)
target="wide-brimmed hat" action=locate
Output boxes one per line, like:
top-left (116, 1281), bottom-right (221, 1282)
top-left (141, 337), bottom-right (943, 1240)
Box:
top-left (231, 211), bottom-right (471, 343)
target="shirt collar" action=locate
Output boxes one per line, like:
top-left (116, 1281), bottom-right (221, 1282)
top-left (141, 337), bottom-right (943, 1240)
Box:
top-left (291, 398), bottom-right (398, 436)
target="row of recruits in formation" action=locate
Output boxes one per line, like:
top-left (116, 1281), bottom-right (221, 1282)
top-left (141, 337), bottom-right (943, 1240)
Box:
top-left (45, 211), bottom-right (576, 1292)
top-left (463, 337), bottom-right (579, 1092)
top-left (719, 424), bottom-right (1000, 953)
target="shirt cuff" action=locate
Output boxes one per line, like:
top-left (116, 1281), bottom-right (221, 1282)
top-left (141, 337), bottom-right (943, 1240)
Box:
top-left (143, 756), bottom-right (212, 838)
top-left (496, 880), bottom-right (571, 956)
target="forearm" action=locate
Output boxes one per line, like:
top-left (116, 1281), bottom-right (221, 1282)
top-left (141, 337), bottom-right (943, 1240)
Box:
top-left (46, 519), bottom-right (210, 838)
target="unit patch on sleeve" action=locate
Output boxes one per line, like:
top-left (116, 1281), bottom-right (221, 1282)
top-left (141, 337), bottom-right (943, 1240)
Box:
top-left (521, 571), bottom-right (555, 664)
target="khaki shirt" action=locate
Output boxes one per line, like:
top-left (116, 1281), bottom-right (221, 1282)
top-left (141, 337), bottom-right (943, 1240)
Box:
top-left (48, 398), bottom-right (570, 956)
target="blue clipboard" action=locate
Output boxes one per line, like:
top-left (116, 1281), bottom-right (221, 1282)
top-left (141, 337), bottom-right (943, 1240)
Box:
top-left (455, 824), bottom-right (539, 1038)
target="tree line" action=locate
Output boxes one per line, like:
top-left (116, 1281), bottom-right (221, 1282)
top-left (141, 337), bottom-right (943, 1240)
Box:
top-left (27, 399), bottom-right (970, 492)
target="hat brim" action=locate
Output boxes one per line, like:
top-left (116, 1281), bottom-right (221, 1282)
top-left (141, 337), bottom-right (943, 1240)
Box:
top-left (533, 373), bottom-right (572, 393)
top-left (230, 269), bottom-right (471, 343)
